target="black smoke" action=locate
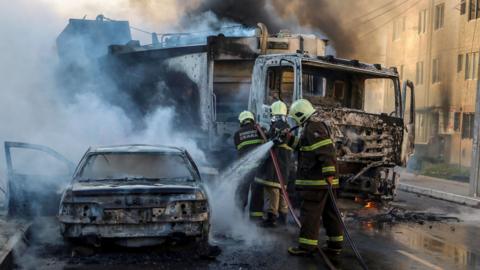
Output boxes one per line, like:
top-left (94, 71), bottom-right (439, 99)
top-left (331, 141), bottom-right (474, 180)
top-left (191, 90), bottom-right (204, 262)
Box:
top-left (188, 0), bottom-right (362, 56)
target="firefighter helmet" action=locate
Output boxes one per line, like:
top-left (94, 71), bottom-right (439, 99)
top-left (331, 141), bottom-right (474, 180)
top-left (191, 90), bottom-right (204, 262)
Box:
top-left (289, 99), bottom-right (316, 125)
top-left (238, 111), bottom-right (255, 124)
top-left (270, 101), bottom-right (288, 116)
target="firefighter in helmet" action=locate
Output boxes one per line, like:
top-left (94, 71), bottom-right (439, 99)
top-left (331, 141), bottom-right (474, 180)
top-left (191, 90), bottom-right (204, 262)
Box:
top-left (255, 101), bottom-right (292, 227)
top-left (233, 111), bottom-right (264, 219)
top-left (283, 99), bottom-right (343, 256)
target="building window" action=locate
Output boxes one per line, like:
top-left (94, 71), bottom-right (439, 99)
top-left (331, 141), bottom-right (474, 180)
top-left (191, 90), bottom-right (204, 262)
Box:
top-left (393, 17), bottom-right (406, 41)
top-left (416, 61), bottom-right (424, 84)
top-left (458, 54), bottom-right (464, 72)
top-left (469, 0), bottom-right (480, 20)
top-left (461, 0), bottom-right (467, 15)
top-left (434, 3), bottom-right (445, 30)
top-left (454, 112), bottom-right (461, 132)
top-left (415, 112), bottom-right (428, 143)
top-left (465, 52), bottom-right (479, 79)
top-left (462, 113), bottom-right (475, 139)
top-left (432, 58), bottom-right (441, 83)
top-left (418, 9), bottom-right (427, 34)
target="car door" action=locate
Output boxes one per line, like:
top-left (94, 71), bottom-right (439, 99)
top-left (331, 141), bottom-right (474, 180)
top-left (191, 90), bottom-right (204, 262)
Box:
top-left (4, 142), bottom-right (75, 217)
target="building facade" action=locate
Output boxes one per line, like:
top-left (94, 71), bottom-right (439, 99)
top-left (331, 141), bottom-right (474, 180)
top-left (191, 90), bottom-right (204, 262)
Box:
top-left (356, 0), bottom-right (480, 168)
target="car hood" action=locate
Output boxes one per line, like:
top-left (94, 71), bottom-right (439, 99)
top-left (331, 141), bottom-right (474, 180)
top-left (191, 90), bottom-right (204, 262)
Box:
top-left (70, 181), bottom-right (200, 196)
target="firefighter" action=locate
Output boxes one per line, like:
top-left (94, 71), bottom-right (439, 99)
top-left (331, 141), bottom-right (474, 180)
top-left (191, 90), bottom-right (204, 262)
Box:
top-left (255, 101), bottom-right (291, 227)
top-left (284, 99), bottom-right (343, 256)
top-left (233, 111), bottom-right (264, 219)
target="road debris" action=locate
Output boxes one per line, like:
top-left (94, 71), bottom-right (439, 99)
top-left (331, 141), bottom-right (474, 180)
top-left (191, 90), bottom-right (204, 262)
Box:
top-left (359, 207), bottom-right (461, 225)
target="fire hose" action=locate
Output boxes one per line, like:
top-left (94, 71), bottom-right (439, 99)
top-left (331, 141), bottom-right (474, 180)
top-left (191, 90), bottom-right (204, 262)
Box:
top-left (256, 124), bottom-right (369, 270)
top-left (255, 125), bottom-right (336, 270)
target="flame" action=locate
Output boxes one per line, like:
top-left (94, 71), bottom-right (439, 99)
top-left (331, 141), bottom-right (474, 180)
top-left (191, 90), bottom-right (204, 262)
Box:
top-left (354, 196), bottom-right (363, 203)
top-left (364, 201), bottom-right (376, 209)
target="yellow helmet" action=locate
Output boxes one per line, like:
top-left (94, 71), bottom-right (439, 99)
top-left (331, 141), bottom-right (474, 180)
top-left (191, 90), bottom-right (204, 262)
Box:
top-left (289, 99), bottom-right (316, 125)
top-left (238, 111), bottom-right (255, 124)
top-left (270, 101), bottom-right (288, 116)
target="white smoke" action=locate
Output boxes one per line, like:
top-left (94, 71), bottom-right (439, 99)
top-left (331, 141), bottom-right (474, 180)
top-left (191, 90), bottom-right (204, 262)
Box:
top-left (0, 0), bottom-right (280, 251)
top-left (0, 0), bottom-right (205, 199)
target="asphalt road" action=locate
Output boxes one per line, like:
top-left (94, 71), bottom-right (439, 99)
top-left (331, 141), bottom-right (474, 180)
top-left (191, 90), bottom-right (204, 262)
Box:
top-left (14, 190), bottom-right (480, 270)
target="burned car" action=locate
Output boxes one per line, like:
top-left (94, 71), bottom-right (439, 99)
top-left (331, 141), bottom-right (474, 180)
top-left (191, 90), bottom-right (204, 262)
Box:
top-left (57, 144), bottom-right (209, 247)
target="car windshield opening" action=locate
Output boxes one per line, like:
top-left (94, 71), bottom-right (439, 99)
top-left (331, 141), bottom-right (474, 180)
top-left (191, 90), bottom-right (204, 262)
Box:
top-left (77, 153), bottom-right (194, 182)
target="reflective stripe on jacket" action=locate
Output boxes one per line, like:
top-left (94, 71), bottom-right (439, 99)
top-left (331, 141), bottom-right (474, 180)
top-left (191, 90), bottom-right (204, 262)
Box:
top-left (256, 120), bottom-right (292, 187)
top-left (288, 119), bottom-right (339, 190)
top-left (233, 122), bottom-right (264, 156)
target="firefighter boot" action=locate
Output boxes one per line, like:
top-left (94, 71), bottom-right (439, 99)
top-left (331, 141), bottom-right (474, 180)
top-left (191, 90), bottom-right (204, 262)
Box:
top-left (262, 212), bottom-right (277, 227)
top-left (321, 244), bottom-right (342, 266)
top-left (278, 212), bottom-right (288, 225)
top-left (321, 243), bottom-right (342, 256)
top-left (287, 246), bottom-right (315, 257)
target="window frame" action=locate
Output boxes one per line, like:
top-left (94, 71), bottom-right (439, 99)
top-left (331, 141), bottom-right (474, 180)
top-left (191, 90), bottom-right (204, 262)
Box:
top-left (434, 3), bottom-right (445, 30)
top-left (416, 61), bottom-right (424, 85)
top-left (454, 112), bottom-right (461, 132)
top-left (432, 58), bottom-right (441, 83)
top-left (465, 52), bottom-right (479, 80)
top-left (393, 16), bottom-right (406, 41)
top-left (462, 113), bottom-right (475, 139)
top-left (418, 9), bottom-right (427, 34)
top-left (458, 54), bottom-right (464, 73)
top-left (469, 0), bottom-right (480, 20)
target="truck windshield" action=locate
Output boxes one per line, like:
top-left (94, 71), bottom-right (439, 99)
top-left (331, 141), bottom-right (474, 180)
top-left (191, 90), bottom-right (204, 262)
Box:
top-left (301, 64), bottom-right (398, 116)
top-left (77, 153), bottom-right (194, 182)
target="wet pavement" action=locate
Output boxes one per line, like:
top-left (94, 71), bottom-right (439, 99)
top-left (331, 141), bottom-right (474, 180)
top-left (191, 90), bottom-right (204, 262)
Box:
top-left (13, 190), bottom-right (480, 270)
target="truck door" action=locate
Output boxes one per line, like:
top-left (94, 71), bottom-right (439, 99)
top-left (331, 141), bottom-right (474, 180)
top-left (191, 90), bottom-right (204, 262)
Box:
top-left (4, 142), bottom-right (75, 217)
top-left (401, 81), bottom-right (416, 165)
top-left (257, 64), bottom-right (297, 127)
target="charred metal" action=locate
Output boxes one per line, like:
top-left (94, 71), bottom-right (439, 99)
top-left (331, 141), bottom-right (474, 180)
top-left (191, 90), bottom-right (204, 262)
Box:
top-left (55, 145), bottom-right (211, 246)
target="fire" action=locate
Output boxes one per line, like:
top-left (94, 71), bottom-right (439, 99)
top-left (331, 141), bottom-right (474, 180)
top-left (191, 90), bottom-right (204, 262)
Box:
top-left (364, 201), bottom-right (376, 209)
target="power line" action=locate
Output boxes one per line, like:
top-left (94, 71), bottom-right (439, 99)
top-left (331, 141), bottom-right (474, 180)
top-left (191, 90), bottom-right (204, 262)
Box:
top-left (345, 0), bottom-right (411, 27)
top-left (358, 0), bottom-right (421, 39)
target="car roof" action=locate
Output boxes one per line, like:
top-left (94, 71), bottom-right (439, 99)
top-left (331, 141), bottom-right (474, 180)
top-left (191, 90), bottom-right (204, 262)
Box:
top-left (87, 144), bottom-right (185, 154)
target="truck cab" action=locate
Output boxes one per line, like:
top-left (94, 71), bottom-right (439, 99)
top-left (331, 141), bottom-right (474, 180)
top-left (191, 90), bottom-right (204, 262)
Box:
top-left (248, 54), bottom-right (415, 199)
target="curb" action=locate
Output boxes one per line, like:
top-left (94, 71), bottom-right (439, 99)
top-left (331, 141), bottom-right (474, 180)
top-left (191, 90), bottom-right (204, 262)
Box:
top-left (398, 183), bottom-right (480, 208)
top-left (0, 222), bottom-right (31, 270)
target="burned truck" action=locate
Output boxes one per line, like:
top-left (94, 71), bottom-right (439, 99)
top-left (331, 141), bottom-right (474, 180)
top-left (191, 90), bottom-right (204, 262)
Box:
top-left (56, 18), bottom-right (414, 199)
top-left (249, 54), bottom-right (415, 199)
top-left (63, 20), bottom-right (328, 167)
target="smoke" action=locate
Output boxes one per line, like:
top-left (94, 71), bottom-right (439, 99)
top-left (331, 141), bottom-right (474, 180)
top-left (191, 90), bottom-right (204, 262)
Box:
top-left (0, 0), bottom-right (206, 201)
top-left (189, 0), bottom-right (284, 31)
top-left (0, 0), bottom-right (276, 251)
top-left (188, 0), bottom-right (391, 57)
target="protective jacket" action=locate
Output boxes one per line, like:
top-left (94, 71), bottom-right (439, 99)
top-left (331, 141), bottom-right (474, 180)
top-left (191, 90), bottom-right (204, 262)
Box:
top-left (233, 121), bottom-right (265, 218)
top-left (288, 117), bottom-right (339, 190)
top-left (234, 122), bottom-right (264, 156)
top-left (255, 120), bottom-right (292, 188)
